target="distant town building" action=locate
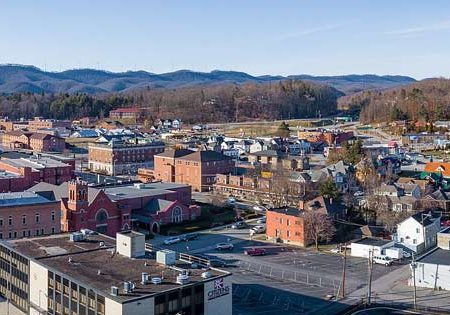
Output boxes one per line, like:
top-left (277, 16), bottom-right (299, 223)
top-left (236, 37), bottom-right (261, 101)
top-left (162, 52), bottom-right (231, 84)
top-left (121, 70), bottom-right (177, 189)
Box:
top-left (109, 107), bottom-right (143, 120)
top-left (2, 130), bottom-right (65, 152)
top-left (28, 116), bottom-right (71, 131)
top-left (88, 139), bottom-right (165, 175)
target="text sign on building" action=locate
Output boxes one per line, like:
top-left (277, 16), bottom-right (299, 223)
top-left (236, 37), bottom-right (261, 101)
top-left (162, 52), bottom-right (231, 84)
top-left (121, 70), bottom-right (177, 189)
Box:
top-left (207, 278), bottom-right (230, 300)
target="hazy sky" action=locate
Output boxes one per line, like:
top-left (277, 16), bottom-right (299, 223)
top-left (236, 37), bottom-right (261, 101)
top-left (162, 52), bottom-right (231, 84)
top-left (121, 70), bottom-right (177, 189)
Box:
top-left (1, 0), bottom-right (450, 79)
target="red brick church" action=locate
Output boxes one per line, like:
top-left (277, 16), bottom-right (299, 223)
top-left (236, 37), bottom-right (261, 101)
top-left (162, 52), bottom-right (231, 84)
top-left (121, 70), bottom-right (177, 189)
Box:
top-left (28, 179), bottom-right (200, 236)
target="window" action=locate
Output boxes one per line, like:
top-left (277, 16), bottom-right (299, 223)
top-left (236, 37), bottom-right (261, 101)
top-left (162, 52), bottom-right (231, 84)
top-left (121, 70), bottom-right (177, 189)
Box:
top-left (8, 216), bottom-right (12, 226)
top-left (413, 239), bottom-right (417, 244)
top-left (0, 218), bottom-right (3, 226)
top-left (287, 219), bottom-right (290, 226)
top-left (51, 211), bottom-right (55, 222)
top-left (22, 215), bottom-right (26, 225)
top-left (286, 230), bottom-right (290, 237)
top-left (35, 213), bottom-right (40, 223)
top-left (416, 228), bottom-right (420, 233)
top-left (52, 228), bottom-right (55, 234)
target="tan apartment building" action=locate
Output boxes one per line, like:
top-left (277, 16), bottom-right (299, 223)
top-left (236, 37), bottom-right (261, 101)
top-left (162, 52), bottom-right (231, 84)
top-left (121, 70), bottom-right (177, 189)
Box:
top-left (1, 130), bottom-right (65, 152)
top-left (88, 140), bottom-right (165, 175)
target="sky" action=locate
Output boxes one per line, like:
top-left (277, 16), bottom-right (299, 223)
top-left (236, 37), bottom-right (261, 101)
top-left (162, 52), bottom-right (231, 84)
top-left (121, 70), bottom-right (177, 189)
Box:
top-left (1, 0), bottom-right (450, 79)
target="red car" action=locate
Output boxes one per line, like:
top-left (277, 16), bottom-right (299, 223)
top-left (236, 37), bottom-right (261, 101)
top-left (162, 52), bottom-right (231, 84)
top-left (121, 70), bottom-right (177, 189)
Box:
top-left (244, 248), bottom-right (267, 256)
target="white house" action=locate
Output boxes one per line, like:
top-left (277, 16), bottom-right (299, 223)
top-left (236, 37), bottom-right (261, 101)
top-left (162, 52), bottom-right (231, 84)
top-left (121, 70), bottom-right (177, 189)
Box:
top-left (395, 211), bottom-right (441, 253)
top-left (410, 228), bottom-right (450, 290)
top-left (350, 238), bottom-right (395, 258)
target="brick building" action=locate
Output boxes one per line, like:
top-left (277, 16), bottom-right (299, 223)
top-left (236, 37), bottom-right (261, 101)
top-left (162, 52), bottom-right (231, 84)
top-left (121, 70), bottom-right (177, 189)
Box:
top-left (28, 180), bottom-right (200, 236)
top-left (0, 191), bottom-right (61, 240)
top-left (28, 117), bottom-right (71, 131)
top-left (88, 139), bottom-right (165, 175)
top-left (297, 130), bottom-right (354, 145)
top-left (109, 107), bottom-right (143, 120)
top-left (2, 130), bottom-right (65, 152)
top-left (266, 207), bottom-right (308, 247)
top-left (0, 155), bottom-right (74, 190)
top-left (152, 149), bottom-right (234, 192)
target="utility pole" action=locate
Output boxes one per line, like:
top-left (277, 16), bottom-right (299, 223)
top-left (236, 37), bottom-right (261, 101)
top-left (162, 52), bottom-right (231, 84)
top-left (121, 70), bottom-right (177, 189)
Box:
top-left (367, 250), bottom-right (373, 305)
top-left (341, 243), bottom-right (347, 298)
top-left (411, 254), bottom-right (417, 309)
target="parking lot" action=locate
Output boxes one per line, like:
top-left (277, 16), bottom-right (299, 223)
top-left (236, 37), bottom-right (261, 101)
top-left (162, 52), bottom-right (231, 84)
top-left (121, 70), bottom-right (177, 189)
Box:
top-left (155, 225), bottom-right (403, 314)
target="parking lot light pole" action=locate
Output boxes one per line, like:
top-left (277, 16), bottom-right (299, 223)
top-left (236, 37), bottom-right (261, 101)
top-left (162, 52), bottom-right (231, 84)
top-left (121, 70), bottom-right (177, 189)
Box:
top-left (411, 254), bottom-right (417, 309)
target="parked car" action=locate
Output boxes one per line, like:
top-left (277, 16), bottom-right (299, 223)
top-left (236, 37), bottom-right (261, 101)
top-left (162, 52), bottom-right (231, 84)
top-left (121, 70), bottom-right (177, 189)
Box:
top-left (353, 191), bottom-right (364, 197)
top-left (251, 225), bottom-right (266, 233)
top-left (256, 217), bottom-right (266, 224)
top-left (253, 205), bottom-right (266, 212)
top-left (244, 248), bottom-right (267, 256)
top-left (180, 233), bottom-right (199, 242)
top-left (208, 259), bottom-right (228, 268)
top-left (329, 247), bottom-right (342, 254)
top-left (231, 221), bottom-right (248, 229)
top-left (373, 255), bottom-right (394, 266)
top-left (216, 243), bottom-right (234, 251)
top-left (163, 237), bottom-right (181, 245)
top-left (226, 197), bottom-right (236, 205)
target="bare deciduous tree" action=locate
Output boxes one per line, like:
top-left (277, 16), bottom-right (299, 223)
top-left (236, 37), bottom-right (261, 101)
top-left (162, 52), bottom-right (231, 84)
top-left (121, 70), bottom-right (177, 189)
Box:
top-left (304, 211), bottom-right (336, 250)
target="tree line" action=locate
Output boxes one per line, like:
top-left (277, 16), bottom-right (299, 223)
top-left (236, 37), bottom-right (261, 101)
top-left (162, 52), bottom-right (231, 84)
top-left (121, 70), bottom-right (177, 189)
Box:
top-left (0, 80), bottom-right (341, 123)
top-left (338, 78), bottom-right (450, 124)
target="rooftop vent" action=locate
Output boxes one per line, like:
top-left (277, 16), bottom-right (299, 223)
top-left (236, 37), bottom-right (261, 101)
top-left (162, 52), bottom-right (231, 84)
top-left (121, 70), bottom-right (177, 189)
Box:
top-left (151, 277), bottom-right (162, 285)
top-left (69, 232), bottom-right (85, 242)
top-left (201, 271), bottom-right (212, 279)
top-left (111, 286), bottom-right (119, 296)
top-left (134, 183), bottom-right (145, 189)
top-left (123, 281), bottom-right (132, 293)
top-left (176, 273), bottom-right (190, 285)
top-left (141, 272), bottom-right (149, 285)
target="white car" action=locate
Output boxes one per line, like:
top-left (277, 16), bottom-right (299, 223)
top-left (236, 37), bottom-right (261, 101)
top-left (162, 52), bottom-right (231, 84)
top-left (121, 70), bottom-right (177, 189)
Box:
top-left (256, 217), bottom-right (266, 224)
top-left (253, 205), bottom-right (266, 212)
top-left (216, 243), bottom-right (234, 251)
top-left (330, 248), bottom-right (342, 254)
top-left (251, 225), bottom-right (266, 234)
top-left (373, 255), bottom-right (393, 266)
top-left (163, 237), bottom-right (181, 245)
top-left (353, 191), bottom-right (364, 197)
top-left (226, 197), bottom-right (236, 205)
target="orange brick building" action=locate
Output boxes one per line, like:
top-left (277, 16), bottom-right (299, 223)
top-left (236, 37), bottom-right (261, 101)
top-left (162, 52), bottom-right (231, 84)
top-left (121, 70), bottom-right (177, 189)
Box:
top-left (152, 149), bottom-right (234, 192)
top-left (1, 130), bottom-right (65, 152)
top-left (266, 207), bottom-right (308, 247)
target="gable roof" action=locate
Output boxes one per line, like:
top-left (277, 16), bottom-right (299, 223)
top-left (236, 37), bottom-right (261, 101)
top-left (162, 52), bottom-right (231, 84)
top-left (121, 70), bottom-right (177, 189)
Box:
top-left (425, 162), bottom-right (450, 177)
top-left (411, 211), bottom-right (441, 227)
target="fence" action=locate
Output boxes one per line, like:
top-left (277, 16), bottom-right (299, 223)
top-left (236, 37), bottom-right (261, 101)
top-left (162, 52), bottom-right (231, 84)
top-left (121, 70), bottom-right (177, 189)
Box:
top-left (238, 260), bottom-right (339, 289)
top-left (145, 243), bottom-right (210, 266)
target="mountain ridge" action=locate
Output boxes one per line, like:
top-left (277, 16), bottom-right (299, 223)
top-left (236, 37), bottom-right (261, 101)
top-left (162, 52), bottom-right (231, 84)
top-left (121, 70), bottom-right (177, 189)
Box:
top-left (0, 64), bottom-right (417, 94)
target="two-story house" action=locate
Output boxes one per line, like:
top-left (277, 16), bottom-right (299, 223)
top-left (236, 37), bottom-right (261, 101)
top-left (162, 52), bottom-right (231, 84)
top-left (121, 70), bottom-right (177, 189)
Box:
top-left (395, 211), bottom-right (441, 253)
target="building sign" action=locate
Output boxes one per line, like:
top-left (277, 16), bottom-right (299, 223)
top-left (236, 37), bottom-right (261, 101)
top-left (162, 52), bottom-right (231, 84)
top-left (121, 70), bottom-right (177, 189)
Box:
top-left (207, 278), bottom-right (230, 300)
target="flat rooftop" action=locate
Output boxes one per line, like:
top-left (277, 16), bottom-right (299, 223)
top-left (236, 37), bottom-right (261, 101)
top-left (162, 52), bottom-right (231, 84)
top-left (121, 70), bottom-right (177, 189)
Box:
top-left (417, 248), bottom-right (450, 265)
top-left (0, 170), bottom-right (22, 179)
top-left (6, 233), bottom-right (227, 303)
top-left (1, 156), bottom-right (70, 169)
top-left (0, 191), bottom-right (58, 207)
top-left (352, 238), bottom-right (393, 247)
top-left (102, 182), bottom-right (189, 201)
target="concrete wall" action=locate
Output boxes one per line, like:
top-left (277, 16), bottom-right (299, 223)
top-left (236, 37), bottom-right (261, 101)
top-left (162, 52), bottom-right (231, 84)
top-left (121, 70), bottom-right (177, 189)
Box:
top-left (204, 276), bottom-right (232, 315)
top-left (413, 262), bottom-right (450, 290)
top-left (29, 260), bottom-right (48, 315)
top-left (105, 297), bottom-right (155, 315)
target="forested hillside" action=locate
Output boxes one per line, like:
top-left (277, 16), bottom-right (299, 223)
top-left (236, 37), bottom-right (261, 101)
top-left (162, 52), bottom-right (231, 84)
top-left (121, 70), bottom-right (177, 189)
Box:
top-left (0, 80), bottom-right (342, 123)
top-left (339, 78), bottom-right (450, 124)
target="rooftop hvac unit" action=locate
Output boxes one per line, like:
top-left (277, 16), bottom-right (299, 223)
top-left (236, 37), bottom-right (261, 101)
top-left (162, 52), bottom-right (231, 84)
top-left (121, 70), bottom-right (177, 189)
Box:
top-left (134, 183), bottom-right (145, 189)
top-left (141, 272), bottom-right (149, 285)
top-left (151, 277), bottom-right (162, 285)
top-left (111, 286), bottom-right (119, 296)
top-left (156, 250), bottom-right (176, 266)
top-left (176, 274), bottom-right (190, 285)
top-left (70, 232), bottom-right (85, 242)
top-left (123, 281), bottom-right (132, 293)
top-left (201, 271), bottom-right (212, 279)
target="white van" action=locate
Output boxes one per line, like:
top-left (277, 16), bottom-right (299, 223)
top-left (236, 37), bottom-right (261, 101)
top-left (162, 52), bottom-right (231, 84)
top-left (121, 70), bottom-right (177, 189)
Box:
top-left (373, 255), bottom-right (393, 266)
